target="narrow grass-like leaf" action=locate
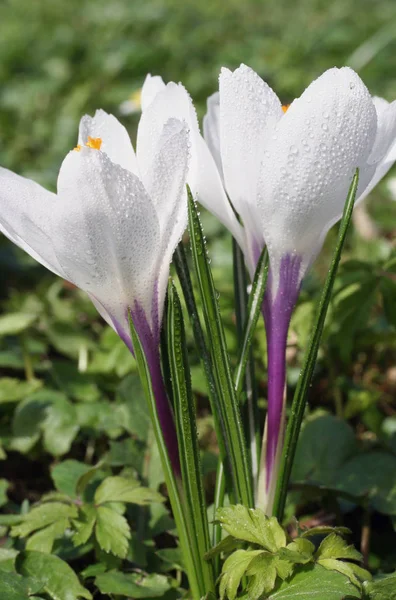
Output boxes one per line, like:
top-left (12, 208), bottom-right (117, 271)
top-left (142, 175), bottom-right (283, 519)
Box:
top-left (233, 241), bottom-right (268, 483)
top-left (128, 315), bottom-right (202, 600)
top-left (167, 282), bottom-right (215, 596)
top-left (187, 188), bottom-right (253, 508)
top-left (234, 245), bottom-right (269, 399)
top-left (175, 243), bottom-right (229, 579)
top-left (272, 169), bottom-right (359, 521)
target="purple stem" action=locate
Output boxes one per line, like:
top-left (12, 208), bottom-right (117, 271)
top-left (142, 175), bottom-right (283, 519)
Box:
top-left (262, 254), bottom-right (301, 492)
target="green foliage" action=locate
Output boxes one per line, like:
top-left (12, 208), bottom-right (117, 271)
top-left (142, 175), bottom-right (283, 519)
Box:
top-left (213, 505), bottom-right (371, 599)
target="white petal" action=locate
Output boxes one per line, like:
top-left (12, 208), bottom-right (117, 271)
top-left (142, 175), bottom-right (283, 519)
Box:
top-left (203, 92), bottom-right (223, 182)
top-left (367, 97), bottom-right (396, 165)
top-left (357, 97), bottom-right (396, 204)
top-left (0, 167), bottom-right (65, 277)
top-left (143, 117), bottom-right (190, 327)
top-left (55, 147), bottom-right (160, 339)
top-left (219, 64), bottom-right (283, 244)
top-left (137, 81), bottom-right (198, 184)
top-left (257, 67), bottom-right (377, 287)
top-left (137, 81), bottom-right (244, 248)
top-left (141, 74), bottom-right (166, 111)
top-left (78, 109), bottom-right (138, 174)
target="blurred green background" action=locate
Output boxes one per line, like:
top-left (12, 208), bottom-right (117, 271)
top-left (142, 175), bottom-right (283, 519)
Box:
top-left (2, 0), bottom-right (396, 189)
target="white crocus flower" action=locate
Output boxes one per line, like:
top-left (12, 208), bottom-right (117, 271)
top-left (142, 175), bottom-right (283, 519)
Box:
top-left (0, 105), bottom-right (190, 474)
top-left (140, 74), bottom-right (245, 251)
top-left (203, 64), bottom-right (396, 513)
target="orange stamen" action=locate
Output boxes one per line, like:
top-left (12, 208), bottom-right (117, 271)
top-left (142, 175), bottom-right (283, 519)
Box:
top-left (86, 136), bottom-right (102, 150)
top-left (282, 104), bottom-right (290, 113)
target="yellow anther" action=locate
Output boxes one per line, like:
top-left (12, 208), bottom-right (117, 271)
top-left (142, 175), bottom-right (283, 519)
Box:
top-left (86, 136), bottom-right (102, 150)
top-left (130, 88), bottom-right (142, 108)
top-left (282, 104), bottom-right (290, 113)
top-left (74, 144), bottom-right (82, 152)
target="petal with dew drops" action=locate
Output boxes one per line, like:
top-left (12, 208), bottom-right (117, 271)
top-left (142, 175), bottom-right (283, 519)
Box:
top-left (357, 97), bottom-right (396, 204)
top-left (138, 80), bottom-right (244, 250)
top-left (219, 64), bottom-right (283, 246)
top-left (137, 81), bottom-right (198, 185)
top-left (203, 92), bottom-right (224, 182)
top-left (78, 109), bottom-right (138, 175)
top-left (144, 117), bottom-right (190, 331)
top-left (0, 167), bottom-right (66, 278)
top-left (367, 97), bottom-right (396, 165)
top-left (141, 74), bottom-right (166, 111)
top-left (55, 147), bottom-right (160, 342)
top-left (257, 67), bottom-right (377, 291)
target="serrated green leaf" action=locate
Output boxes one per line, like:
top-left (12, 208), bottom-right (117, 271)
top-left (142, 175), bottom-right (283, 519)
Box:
top-left (95, 570), bottom-right (171, 597)
top-left (72, 505), bottom-right (97, 547)
top-left (364, 571), bottom-right (396, 599)
top-left (94, 476), bottom-right (164, 506)
top-left (204, 535), bottom-right (243, 560)
top-left (316, 533), bottom-right (362, 562)
top-left (51, 460), bottom-right (92, 498)
top-left (0, 312), bottom-right (37, 336)
top-left (216, 505), bottom-right (286, 551)
top-left (220, 549), bottom-right (263, 600)
top-left (246, 553), bottom-right (278, 599)
top-left (300, 525), bottom-right (351, 538)
top-left (318, 558), bottom-right (371, 589)
top-left (268, 564), bottom-right (360, 599)
top-left (16, 551), bottom-right (92, 599)
top-left (0, 377), bottom-right (42, 404)
top-left (26, 518), bottom-right (70, 553)
top-left (95, 505), bottom-right (130, 558)
top-left (11, 502), bottom-right (77, 539)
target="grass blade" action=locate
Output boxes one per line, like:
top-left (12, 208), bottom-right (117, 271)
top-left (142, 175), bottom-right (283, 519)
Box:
top-left (234, 245), bottom-right (269, 399)
top-left (167, 281), bottom-right (215, 595)
top-left (187, 188), bottom-right (253, 507)
top-left (272, 169), bottom-right (359, 521)
top-left (174, 242), bottom-right (230, 576)
top-left (128, 315), bottom-right (202, 600)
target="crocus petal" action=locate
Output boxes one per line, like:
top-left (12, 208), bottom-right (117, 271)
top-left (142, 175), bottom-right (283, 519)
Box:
top-left (203, 92), bottom-right (224, 182)
top-left (219, 64), bottom-right (284, 250)
top-left (0, 167), bottom-right (66, 277)
top-left (78, 109), bottom-right (139, 174)
top-left (143, 117), bottom-right (190, 335)
top-left (258, 67), bottom-right (377, 291)
top-left (357, 97), bottom-right (396, 203)
top-left (141, 74), bottom-right (166, 111)
top-left (55, 146), bottom-right (160, 342)
top-left (138, 80), bottom-right (245, 250)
